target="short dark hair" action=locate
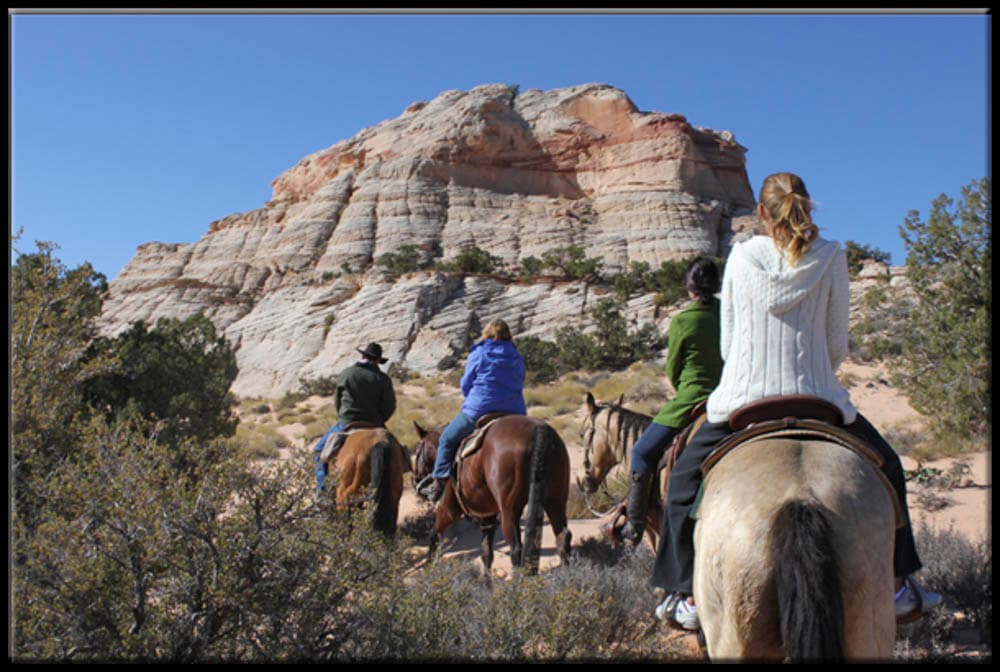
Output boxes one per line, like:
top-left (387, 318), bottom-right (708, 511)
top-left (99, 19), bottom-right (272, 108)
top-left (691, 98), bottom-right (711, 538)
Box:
top-left (685, 257), bottom-right (720, 304)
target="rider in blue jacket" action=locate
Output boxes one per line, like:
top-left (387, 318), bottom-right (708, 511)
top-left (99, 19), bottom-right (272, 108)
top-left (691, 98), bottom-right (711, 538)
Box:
top-left (418, 319), bottom-right (526, 502)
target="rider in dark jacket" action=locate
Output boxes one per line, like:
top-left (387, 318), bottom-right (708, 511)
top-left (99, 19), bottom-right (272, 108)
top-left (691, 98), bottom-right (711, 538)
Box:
top-left (313, 342), bottom-right (396, 496)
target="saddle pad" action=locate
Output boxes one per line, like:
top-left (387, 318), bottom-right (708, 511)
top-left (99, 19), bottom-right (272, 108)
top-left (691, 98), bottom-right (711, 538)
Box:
top-left (458, 417), bottom-right (503, 461)
top-left (319, 432), bottom-right (346, 464)
top-left (320, 427), bottom-right (373, 463)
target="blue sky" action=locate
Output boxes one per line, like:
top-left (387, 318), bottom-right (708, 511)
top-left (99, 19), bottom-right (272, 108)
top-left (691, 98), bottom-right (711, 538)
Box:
top-left (10, 11), bottom-right (990, 280)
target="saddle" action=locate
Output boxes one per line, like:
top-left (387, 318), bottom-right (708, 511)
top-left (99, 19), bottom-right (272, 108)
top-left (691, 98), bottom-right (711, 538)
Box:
top-left (457, 413), bottom-right (511, 461)
top-left (655, 400), bottom-right (709, 497)
top-left (697, 395), bottom-right (903, 528)
top-left (450, 413), bottom-right (514, 516)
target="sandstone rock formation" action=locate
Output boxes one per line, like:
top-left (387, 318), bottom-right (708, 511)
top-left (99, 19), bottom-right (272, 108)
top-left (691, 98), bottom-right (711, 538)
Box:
top-left (99, 83), bottom-right (759, 398)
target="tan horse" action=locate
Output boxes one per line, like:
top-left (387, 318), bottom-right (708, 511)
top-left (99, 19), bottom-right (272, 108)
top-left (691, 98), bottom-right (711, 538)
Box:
top-left (577, 393), bottom-right (669, 548)
top-left (693, 436), bottom-right (897, 661)
top-left (320, 428), bottom-right (407, 536)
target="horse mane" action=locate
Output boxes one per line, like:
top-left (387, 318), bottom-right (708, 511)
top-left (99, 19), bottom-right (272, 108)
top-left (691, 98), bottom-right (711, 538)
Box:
top-left (604, 402), bottom-right (653, 462)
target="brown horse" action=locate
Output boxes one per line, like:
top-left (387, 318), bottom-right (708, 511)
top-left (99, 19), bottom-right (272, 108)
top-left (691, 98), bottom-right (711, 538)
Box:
top-left (317, 427), bottom-right (407, 536)
top-left (412, 416), bottom-right (572, 574)
top-left (694, 436), bottom-right (897, 661)
top-left (577, 393), bottom-right (669, 549)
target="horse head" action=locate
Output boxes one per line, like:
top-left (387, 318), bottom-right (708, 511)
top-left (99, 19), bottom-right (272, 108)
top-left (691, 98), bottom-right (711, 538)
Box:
top-left (576, 392), bottom-right (628, 493)
top-left (411, 421), bottom-right (439, 484)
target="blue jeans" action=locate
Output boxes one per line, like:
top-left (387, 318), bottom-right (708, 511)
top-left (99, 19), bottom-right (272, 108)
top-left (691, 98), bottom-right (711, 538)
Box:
top-left (630, 422), bottom-right (681, 476)
top-left (432, 412), bottom-right (478, 479)
top-left (314, 421), bottom-right (347, 494)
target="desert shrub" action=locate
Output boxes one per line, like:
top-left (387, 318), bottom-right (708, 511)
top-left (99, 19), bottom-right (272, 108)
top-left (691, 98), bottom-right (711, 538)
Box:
top-left (435, 245), bottom-right (503, 275)
top-left (377, 244), bottom-right (424, 274)
top-left (540, 245), bottom-right (604, 281)
top-left (850, 284), bottom-right (913, 362)
top-left (12, 240), bottom-right (109, 526)
top-left (844, 240), bottom-right (892, 275)
top-left (515, 336), bottom-right (561, 384)
top-left (889, 178), bottom-right (990, 443)
top-left (81, 313), bottom-right (239, 447)
top-left (275, 390), bottom-right (308, 411)
top-left (14, 425), bottom-right (412, 662)
top-left (895, 522), bottom-right (992, 659)
top-left (518, 256), bottom-right (544, 279)
top-left (299, 374), bottom-right (338, 398)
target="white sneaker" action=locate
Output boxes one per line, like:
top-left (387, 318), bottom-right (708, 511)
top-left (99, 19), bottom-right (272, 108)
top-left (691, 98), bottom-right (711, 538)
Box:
top-left (655, 593), bottom-right (700, 631)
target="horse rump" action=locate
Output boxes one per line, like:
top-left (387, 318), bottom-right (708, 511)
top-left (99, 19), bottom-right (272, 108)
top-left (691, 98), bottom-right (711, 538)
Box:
top-left (770, 499), bottom-right (845, 662)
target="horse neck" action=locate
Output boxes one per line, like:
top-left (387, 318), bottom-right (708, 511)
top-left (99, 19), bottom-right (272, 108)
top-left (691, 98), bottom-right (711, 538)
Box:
top-left (604, 405), bottom-right (652, 467)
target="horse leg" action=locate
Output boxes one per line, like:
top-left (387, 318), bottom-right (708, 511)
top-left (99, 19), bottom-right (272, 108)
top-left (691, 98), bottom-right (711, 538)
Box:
top-left (500, 509), bottom-right (523, 569)
top-left (544, 499), bottom-right (572, 567)
top-left (480, 518), bottom-right (498, 573)
top-left (427, 500), bottom-right (461, 563)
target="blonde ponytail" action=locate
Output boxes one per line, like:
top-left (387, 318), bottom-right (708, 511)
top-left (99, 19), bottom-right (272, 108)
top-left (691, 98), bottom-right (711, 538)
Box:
top-left (759, 173), bottom-right (819, 266)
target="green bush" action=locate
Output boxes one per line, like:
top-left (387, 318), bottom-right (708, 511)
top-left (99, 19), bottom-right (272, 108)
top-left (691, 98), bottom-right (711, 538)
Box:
top-left (299, 374), bottom-right (339, 397)
top-left (890, 178), bottom-right (990, 441)
top-left (518, 256), bottom-right (544, 278)
top-left (844, 240), bottom-right (892, 275)
top-left (895, 522), bottom-right (992, 660)
top-left (539, 245), bottom-right (603, 281)
top-left (81, 313), bottom-right (239, 447)
top-left (435, 245), bottom-right (503, 275)
top-left (377, 244), bottom-right (426, 274)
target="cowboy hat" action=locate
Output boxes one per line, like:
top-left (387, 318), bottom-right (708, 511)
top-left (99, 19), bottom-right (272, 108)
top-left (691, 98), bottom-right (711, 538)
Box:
top-left (357, 342), bottom-right (388, 364)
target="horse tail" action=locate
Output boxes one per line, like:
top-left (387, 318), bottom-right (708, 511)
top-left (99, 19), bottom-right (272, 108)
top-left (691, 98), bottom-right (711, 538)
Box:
top-left (369, 439), bottom-right (398, 537)
top-left (770, 500), bottom-right (845, 662)
top-left (522, 423), bottom-right (560, 571)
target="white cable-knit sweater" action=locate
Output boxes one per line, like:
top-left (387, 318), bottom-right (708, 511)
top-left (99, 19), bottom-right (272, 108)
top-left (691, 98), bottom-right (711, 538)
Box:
top-left (706, 235), bottom-right (858, 424)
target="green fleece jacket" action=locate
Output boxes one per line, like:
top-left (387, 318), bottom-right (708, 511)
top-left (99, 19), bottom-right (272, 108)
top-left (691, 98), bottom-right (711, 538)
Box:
top-left (652, 298), bottom-right (723, 428)
top-left (335, 362), bottom-right (397, 425)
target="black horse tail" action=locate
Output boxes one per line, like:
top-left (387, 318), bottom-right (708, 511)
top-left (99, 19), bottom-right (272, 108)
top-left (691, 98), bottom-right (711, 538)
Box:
top-left (770, 500), bottom-right (845, 662)
top-left (521, 423), bottom-right (560, 573)
top-left (369, 440), bottom-right (398, 537)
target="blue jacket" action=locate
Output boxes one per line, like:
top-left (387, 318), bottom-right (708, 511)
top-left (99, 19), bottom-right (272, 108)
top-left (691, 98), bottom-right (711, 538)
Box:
top-left (460, 339), bottom-right (527, 419)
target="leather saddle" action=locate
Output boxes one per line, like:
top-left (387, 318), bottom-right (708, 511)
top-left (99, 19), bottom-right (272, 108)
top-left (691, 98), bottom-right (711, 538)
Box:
top-left (457, 412), bottom-right (511, 462)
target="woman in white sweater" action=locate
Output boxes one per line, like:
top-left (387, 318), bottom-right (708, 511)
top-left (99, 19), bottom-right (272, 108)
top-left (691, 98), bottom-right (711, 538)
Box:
top-left (651, 172), bottom-right (940, 631)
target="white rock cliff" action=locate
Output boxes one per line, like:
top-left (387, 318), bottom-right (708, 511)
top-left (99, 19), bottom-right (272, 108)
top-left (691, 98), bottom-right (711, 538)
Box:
top-left (99, 83), bottom-right (759, 398)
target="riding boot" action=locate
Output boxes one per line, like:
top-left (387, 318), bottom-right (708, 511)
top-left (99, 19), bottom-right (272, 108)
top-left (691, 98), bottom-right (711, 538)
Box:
top-left (621, 471), bottom-right (654, 546)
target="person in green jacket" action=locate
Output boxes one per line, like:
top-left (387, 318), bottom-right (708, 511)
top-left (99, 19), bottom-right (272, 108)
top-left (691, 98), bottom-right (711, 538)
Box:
top-left (611, 257), bottom-right (723, 546)
top-left (313, 342), bottom-right (397, 495)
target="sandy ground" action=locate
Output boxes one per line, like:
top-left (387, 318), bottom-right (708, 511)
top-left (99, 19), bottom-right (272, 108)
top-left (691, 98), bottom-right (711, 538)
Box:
top-left (274, 358), bottom-right (990, 576)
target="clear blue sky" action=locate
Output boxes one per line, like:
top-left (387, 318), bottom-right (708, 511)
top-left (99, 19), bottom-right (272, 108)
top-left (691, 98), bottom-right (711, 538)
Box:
top-left (11, 11), bottom-right (990, 280)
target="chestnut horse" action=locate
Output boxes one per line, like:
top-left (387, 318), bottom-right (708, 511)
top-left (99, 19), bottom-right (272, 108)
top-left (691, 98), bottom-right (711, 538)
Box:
top-left (317, 427), bottom-right (407, 536)
top-left (412, 416), bottom-right (572, 574)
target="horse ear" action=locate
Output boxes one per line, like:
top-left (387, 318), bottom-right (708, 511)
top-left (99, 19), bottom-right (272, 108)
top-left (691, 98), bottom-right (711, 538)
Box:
top-left (413, 421), bottom-right (426, 438)
top-left (586, 392), bottom-right (596, 411)
top-left (616, 394), bottom-right (624, 407)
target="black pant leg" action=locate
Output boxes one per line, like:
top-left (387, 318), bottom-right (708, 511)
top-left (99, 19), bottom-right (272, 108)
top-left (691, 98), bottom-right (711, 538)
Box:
top-left (651, 420), bottom-right (733, 594)
top-left (843, 412), bottom-right (923, 577)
